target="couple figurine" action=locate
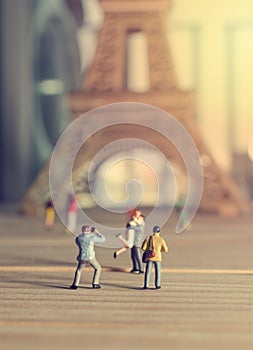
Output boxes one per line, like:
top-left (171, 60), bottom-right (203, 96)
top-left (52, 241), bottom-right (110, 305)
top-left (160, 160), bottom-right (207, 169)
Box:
top-left (113, 209), bottom-right (145, 274)
top-left (70, 209), bottom-right (168, 290)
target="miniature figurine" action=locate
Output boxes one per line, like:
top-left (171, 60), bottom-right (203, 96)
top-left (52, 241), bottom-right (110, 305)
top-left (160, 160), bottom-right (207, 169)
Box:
top-left (70, 225), bottom-right (105, 290)
top-left (141, 225), bottom-right (168, 289)
top-left (44, 200), bottom-right (55, 230)
top-left (174, 195), bottom-right (191, 232)
top-left (130, 213), bottom-right (145, 274)
top-left (67, 196), bottom-right (78, 233)
top-left (113, 209), bottom-right (145, 274)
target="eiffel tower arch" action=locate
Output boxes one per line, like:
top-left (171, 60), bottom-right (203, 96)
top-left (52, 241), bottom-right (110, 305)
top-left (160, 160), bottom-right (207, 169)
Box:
top-left (20, 0), bottom-right (243, 217)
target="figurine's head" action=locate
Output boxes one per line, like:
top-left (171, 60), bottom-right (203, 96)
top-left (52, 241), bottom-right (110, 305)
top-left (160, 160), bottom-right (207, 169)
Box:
top-left (153, 226), bottom-right (160, 233)
top-left (82, 225), bottom-right (96, 233)
top-left (134, 209), bottom-right (141, 219)
top-left (82, 225), bottom-right (91, 233)
top-left (131, 209), bottom-right (141, 219)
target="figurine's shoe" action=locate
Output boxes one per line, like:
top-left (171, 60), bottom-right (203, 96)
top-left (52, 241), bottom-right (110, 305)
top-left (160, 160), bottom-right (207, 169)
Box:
top-left (156, 286), bottom-right (161, 289)
top-left (70, 284), bottom-right (78, 290)
top-left (142, 286), bottom-right (148, 289)
top-left (113, 252), bottom-right (117, 259)
top-left (130, 270), bottom-right (140, 274)
top-left (139, 270), bottom-right (144, 274)
top-left (92, 284), bottom-right (101, 289)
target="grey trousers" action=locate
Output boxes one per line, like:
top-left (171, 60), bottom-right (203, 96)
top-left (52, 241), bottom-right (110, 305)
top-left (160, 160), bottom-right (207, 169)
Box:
top-left (72, 258), bottom-right (102, 286)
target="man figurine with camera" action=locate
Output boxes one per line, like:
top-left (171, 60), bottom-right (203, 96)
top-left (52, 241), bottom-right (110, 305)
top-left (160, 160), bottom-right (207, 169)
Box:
top-left (70, 225), bottom-right (105, 290)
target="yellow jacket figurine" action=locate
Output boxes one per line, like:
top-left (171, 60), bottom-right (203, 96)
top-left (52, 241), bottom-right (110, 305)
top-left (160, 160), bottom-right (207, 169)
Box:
top-left (141, 226), bottom-right (168, 289)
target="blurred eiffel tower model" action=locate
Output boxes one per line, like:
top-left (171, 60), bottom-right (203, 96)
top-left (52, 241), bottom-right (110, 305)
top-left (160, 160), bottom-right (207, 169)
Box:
top-left (20, 0), bottom-right (243, 216)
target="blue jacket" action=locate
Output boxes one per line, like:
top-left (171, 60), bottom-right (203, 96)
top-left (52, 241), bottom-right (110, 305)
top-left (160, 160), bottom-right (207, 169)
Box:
top-left (75, 232), bottom-right (105, 261)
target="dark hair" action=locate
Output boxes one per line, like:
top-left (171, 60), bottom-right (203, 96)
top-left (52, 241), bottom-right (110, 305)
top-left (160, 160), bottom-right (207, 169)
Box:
top-left (82, 225), bottom-right (90, 233)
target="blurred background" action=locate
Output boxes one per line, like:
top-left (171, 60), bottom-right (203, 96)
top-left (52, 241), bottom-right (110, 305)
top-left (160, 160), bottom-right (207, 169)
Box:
top-left (0, 0), bottom-right (252, 211)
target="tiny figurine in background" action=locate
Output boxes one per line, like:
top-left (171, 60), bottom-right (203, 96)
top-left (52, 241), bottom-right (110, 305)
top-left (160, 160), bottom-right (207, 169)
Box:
top-left (67, 196), bottom-right (78, 233)
top-left (174, 195), bottom-right (191, 232)
top-left (141, 226), bottom-right (168, 289)
top-left (174, 195), bottom-right (185, 219)
top-left (44, 200), bottom-right (55, 231)
top-left (70, 225), bottom-right (105, 290)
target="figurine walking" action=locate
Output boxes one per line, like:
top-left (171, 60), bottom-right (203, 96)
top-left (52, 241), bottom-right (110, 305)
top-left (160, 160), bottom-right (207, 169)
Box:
top-left (44, 200), bottom-right (55, 230)
top-left (70, 225), bottom-right (105, 290)
top-left (141, 226), bottom-right (168, 289)
top-left (174, 195), bottom-right (191, 232)
top-left (67, 196), bottom-right (78, 233)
